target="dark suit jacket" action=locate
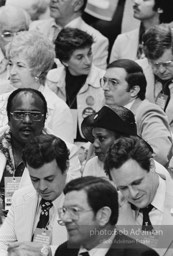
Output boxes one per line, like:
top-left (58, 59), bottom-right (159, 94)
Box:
top-left (55, 231), bottom-right (159, 256)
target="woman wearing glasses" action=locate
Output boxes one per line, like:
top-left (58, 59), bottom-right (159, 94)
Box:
top-left (47, 28), bottom-right (105, 142)
top-left (0, 30), bottom-right (74, 143)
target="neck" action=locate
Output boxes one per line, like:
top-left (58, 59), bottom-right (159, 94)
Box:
top-left (11, 137), bottom-right (24, 153)
top-left (142, 15), bottom-right (160, 30)
top-left (55, 13), bottom-right (80, 27)
top-left (84, 226), bottom-right (115, 250)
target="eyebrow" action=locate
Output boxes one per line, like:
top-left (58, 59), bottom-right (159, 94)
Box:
top-left (118, 177), bottom-right (144, 189)
top-left (30, 175), bottom-right (55, 180)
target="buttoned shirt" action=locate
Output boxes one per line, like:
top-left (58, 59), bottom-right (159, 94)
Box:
top-left (136, 176), bottom-right (166, 226)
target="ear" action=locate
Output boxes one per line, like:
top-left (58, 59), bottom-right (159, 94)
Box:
top-left (149, 158), bottom-right (156, 173)
top-left (130, 85), bottom-right (140, 99)
top-left (96, 207), bottom-right (111, 226)
top-left (73, 0), bottom-right (84, 12)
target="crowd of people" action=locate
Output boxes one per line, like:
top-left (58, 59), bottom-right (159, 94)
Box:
top-left (0, 0), bottom-right (173, 256)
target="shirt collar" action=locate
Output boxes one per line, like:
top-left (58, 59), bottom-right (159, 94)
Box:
top-left (65, 17), bottom-right (81, 28)
top-left (151, 176), bottom-right (166, 213)
top-left (124, 99), bottom-right (135, 109)
top-left (38, 193), bottom-right (64, 210)
top-left (78, 229), bottom-right (116, 256)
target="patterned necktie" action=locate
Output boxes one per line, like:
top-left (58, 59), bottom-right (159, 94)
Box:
top-left (140, 204), bottom-right (154, 231)
top-left (37, 199), bottom-right (53, 229)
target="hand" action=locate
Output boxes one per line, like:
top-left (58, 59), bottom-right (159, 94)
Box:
top-left (169, 82), bottom-right (173, 95)
top-left (8, 241), bottom-right (50, 256)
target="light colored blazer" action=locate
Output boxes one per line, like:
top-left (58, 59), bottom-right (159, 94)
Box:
top-left (130, 99), bottom-right (173, 167)
top-left (30, 17), bottom-right (109, 70)
top-left (137, 58), bottom-right (173, 131)
top-left (0, 186), bottom-right (67, 256)
top-left (47, 64), bottom-right (105, 138)
top-left (109, 28), bottom-right (139, 63)
top-left (117, 166), bottom-right (173, 256)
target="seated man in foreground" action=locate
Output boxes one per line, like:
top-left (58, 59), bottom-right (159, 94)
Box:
top-left (0, 134), bottom-right (69, 256)
top-left (105, 136), bottom-right (173, 255)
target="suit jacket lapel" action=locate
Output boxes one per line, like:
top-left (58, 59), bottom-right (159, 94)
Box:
top-left (16, 189), bottom-right (38, 241)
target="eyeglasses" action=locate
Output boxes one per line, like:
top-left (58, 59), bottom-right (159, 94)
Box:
top-left (151, 60), bottom-right (173, 71)
top-left (58, 207), bottom-right (92, 222)
top-left (100, 77), bottom-right (119, 89)
top-left (1, 31), bottom-right (19, 41)
top-left (10, 111), bottom-right (44, 122)
top-left (1, 30), bottom-right (25, 41)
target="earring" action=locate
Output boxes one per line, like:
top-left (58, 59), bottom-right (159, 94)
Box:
top-left (34, 76), bottom-right (39, 82)
top-left (157, 8), bottom-right (163, 14)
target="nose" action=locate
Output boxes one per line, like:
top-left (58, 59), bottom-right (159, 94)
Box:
top-left (158, 64), bottom-right (167, 74)
top-left (133, 0), bottom-right (140, 4)
top-left (84, 55), bottom-right (92, 65)
top-left (103, 80), bottom-right (110, 91)
top-left (93, 138), bottom-right (100, 149)
top-left (23, 113), bottom-right (32, 123)
top-left (128, 186), bottom-right (138, 199)
top-left (39, 180), bottom-right (48, 192)
top-left (9, 65), bottom-right (17, 75)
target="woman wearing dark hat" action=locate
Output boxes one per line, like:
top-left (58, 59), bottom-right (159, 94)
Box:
top-left (81, 105), bottom-right (137, 178)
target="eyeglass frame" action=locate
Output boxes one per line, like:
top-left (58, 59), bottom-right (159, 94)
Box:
top-left (58, 206), bottom-right (93, 223)
top-left (1, 31), bottom-right (24, 41)
top-left (100, 77), bottom-right (119, 89)
top-left (150, 59), bottom-right (173, 71)
top-left (10, 111), bottom-right (45, 122)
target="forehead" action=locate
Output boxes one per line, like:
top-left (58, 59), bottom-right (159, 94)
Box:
top-left (71, 47), bottom-right (91, 57)
top-left (152, 48), bottom-right (173, 63)
top-left (28, 159), bottom-right (62, 178)
top-left (111, 159), bottom-right (148, 187)
top-left (10, 92), bottom-right (44, 111)
top-left (137, 0), bottom-right (155, 6)
top-left (64, 190), bottom-right (89, 208)
top-left (9, 54), bottom-right (29, 64)
top-left (0, 13), bottom-right (26, 32)
top-left (92, 127), bottom-right (115, 137)
top-left (105, 67), bottom-right (127, 80)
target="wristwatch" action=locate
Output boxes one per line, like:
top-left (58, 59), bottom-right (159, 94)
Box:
top-left (40, 245), bottom-right (50, 256)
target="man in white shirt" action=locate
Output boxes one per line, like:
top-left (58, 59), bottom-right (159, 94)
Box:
top-left (0, 133), bottom-right (69, 256)
top-left (30, 0), bottom-right (109, 70)
top-left (104, 136), bottom-right (173, 256)
top-left (109, 0), bottom-right (172, 63)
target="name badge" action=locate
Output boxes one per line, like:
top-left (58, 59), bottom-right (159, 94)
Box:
top-left (156, 93), bottom-right (168, 110)
top-left (82, 107), bottom-right (96, 119)
top-left (5, 177), bottom-right (21, 211)
top-left (33, 228), bottom-right (51, 245)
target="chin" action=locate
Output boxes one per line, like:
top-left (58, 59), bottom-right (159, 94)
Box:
top-left (11, 83), bottom-right (22, 89)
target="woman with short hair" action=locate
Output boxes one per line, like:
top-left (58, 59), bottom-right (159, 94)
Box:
top-left (0, 30), bottom-right (74, 143)
top-left (47, 27), bottom-right (105, 142)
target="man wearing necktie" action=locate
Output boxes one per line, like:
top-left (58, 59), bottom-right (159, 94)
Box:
top-left (55, 176), bottom-right (158, 256)
top-left (143, 24), bottom-right (173, 133)
top-left (105, 136), bottom-right (173, 256)
top-left (0, 134), bottom-right (70, 256)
